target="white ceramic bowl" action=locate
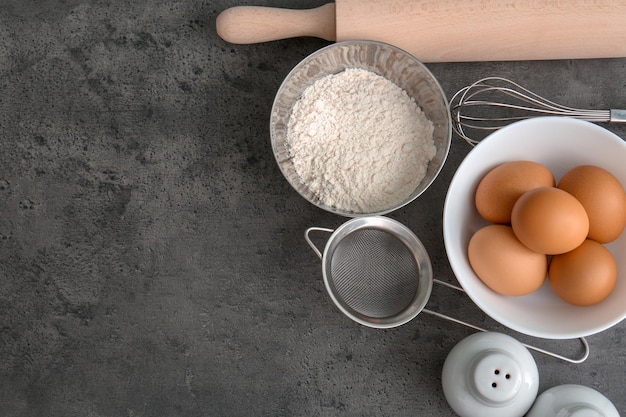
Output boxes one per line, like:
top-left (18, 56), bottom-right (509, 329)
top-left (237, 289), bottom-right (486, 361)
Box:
top-left (444, 117), bottom-right (626, 339)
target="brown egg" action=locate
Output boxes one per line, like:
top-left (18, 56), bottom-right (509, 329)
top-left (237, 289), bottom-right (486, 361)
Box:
top-left (557, 165), bottom-right (626, 243)
top-left (475, 160), bottom-right (555, 224)
top-left (511, 187), bottom-right (589, 255)
top-left (548, 239), bottom-right (617, 306)
top-left (468, 224), bottom-right (548, 296)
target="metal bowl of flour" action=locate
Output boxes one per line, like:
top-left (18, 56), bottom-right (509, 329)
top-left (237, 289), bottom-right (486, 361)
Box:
top-left (270, 40), bottom-right (451, 217)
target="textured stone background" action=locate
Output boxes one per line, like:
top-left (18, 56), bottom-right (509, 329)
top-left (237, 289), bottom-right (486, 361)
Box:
top-left (1, 1), bottom-right (625, 416)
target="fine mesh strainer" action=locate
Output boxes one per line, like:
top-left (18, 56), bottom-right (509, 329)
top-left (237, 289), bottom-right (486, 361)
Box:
top-left (305, 216), bottom-right (589, 364)
top-left (307, 216), bottom-right (432, 328)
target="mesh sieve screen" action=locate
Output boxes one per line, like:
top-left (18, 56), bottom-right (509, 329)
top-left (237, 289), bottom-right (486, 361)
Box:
top-left (329, 228), bottom-right (420, 318)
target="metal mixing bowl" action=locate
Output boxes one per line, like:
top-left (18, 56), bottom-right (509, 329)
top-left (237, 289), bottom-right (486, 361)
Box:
top-left (270, 40), bottom-right (451, 217)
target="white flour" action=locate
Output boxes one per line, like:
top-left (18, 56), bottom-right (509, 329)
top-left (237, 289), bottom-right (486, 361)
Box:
top-left (286, 68), bottom-right (436, 213)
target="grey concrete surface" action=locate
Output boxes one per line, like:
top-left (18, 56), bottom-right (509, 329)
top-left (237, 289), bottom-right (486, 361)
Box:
top-left (1, 1), bottom-right (625, 416)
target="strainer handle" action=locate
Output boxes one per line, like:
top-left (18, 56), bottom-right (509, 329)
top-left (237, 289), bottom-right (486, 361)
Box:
top-left (425, 279), bottom-right (590, 364)
top-left (304, 227), bottom-right (334, 259)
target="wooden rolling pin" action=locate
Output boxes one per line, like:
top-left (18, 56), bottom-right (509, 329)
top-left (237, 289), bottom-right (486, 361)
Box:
top-left (216, 1), bottom-right (626, 62)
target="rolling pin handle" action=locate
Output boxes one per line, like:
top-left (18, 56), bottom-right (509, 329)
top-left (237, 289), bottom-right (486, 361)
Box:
top-left (216, 4), bottom-right (337, 45)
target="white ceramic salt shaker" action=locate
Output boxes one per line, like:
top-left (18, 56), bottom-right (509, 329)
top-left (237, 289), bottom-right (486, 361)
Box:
top-left (526, 384), bottom-right (620, 417)
top-left (441, 332), bottom-right (539, 417)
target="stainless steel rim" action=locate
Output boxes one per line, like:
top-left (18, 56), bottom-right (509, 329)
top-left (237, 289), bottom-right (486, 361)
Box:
top-left (320, 216), bottom-right (433, 329)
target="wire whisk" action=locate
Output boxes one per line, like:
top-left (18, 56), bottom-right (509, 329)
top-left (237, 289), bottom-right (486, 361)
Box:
top-left (449, 76), bottom-right (626, 145)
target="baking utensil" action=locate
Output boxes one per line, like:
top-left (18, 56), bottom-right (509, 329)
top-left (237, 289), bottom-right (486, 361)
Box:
top-left (305, 216), bottom-right (589, 363)
top-left (441, 332), bottom-right (539, 417)
top-left (444, 117), bottom-right (626, 339)
top-left (271, 40), bottom-right (450, 217)
top-left (450, 77), bottom-right (626, 145)
top-left (216, 1), bottom-right (626, 62)
top-left (306, 216), bottom-right (432, 328)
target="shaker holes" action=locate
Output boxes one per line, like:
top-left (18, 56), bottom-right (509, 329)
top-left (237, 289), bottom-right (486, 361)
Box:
top-left (491, 369), bottom-right (512, 387)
